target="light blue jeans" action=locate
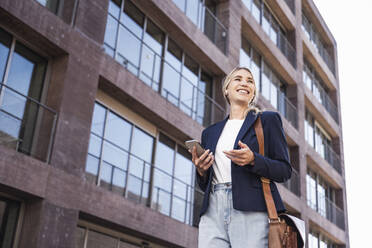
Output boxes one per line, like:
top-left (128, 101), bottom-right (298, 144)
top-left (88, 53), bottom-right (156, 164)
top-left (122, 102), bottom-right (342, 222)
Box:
top-left (198, 183), bottom-right (269, 248)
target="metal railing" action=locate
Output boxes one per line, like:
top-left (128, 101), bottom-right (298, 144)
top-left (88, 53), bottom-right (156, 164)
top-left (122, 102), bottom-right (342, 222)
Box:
top-left (283, 0), bottom-right (295, 14)
top-left (278, 32), bottom-right (296, 68)
top-left (307, 185), bottom-right (345, 230)
top-left (325, 197), bottom-right (345, 230)
top-left (111, 24), bottom-right (226, 127)
top-left (86, 138), bottom-right (205, 227)
top-left (324, 142), bottom-right (342, 174)
top-left (243, 0), bottom-right (296, 67)
top-left (173, 0), bottom-right (228, 54)
top-left (278, 93), bottom-right (298, 129)
top-left (282, 168), bottom-right (300, 196)
top-left (302, 14), bottom-right (335, 74)
top-left (0, 82), bottom-right (58, 163)
top-left (315, 83), bottom-right (339, 123)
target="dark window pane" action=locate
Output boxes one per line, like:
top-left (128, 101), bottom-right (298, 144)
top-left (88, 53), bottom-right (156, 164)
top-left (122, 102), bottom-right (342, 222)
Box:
top-left (122, 0), bottom-right (144, 37)
top-left (0, 197), bottom-right (21, 248)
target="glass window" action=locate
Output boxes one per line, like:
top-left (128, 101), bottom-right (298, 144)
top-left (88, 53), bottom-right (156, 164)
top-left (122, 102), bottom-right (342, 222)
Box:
top-left (172, 147), bottom-right (193, 223)
top-left (152, 133), bottom-right (175, 215)
top-left (0, 29), bottom-right (11, 81)
top-left (105, 111), bottom-right (132, 150)
top-left (173, 0), bottom-right (186, 12)
top-left (0, 38), bottom-right (47, 157)
top-left (242, 0), bottom-right (253, 10)
top-left (104, 15), bottom-right (119, 50)
top-left (116, 25), bottom-right (141, 72)
top-left (181, 55), bottom-right (198, 116)
top-left (252, 0), bottom-right (261, 23)
top-left (108, 0), bottom-right (121, 19)
top-left (317, 181), bottom-right (326, 217)
top-left (127, 127), bottom-right (154, 203)
top-left (186, 0), bottom-right (201, 26)
top-left (262, 6), bottom-right (271, 36)
top-left (121, 0), bottom-right (144, 38)
top-left (251, 49), bottom-right (261, 87)
top-left (162, 39), bottom-right (182, 105)
top-left (308, 232), bottom-right (318, 248)
top-left (197, 71), bottom-right (213, 126)
top-left (270, 74), bottom-right (279, 109)
top-left (0, 197), bottom-right (21, 248)
top-left (306, 172), bottom-right (317, 210)
top-left (261, 63), bottom-right (271, 100)
top-left (140, 20), bottom-right (164, 89)
top-left (36, 0), bottom-right (59, 14)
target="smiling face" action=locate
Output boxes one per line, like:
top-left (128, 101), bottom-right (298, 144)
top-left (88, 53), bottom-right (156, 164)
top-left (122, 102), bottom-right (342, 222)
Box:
top-left (225, 68), bottom-right (256, 107)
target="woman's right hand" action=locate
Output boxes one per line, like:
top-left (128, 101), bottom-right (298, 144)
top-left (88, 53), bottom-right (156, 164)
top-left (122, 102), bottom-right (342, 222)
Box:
top-left (188, 146), bottom-right (214, 177)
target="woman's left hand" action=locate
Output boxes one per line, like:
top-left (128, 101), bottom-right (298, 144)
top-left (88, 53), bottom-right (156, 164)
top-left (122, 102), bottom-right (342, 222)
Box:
top-left (223, 140), bottom-right (255, 166)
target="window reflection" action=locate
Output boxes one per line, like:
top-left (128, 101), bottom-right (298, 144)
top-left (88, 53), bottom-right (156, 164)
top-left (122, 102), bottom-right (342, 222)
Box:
top-left (0, 31), bottom-right (47, 156)
top-left (0, 197), bottom-right (21, 248)
top-left (103, 1), bottom-right (215, 126)
top-left (86, 102), bottom-right (200, 225)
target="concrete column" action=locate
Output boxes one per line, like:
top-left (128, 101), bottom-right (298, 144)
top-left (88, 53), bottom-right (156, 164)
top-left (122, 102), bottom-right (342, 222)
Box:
top-left (18, 200), bottom-right (79, 248)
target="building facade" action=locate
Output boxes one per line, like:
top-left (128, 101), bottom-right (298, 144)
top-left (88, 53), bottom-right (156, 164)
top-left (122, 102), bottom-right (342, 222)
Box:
top-left (0, 0), bottom-right (349, 247)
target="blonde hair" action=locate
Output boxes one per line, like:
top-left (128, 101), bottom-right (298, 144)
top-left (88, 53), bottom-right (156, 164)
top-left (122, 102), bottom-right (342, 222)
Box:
top-left (222, 66), bottom-right (261, 116)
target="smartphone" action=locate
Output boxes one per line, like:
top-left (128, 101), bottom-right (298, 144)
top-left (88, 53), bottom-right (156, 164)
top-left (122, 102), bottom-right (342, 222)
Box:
top-left (185, 140), bottom-right (205, 157)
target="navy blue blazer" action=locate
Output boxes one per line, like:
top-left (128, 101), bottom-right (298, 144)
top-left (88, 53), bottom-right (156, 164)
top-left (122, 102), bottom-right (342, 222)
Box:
top-left (196, 110), bottom-right (292, 217)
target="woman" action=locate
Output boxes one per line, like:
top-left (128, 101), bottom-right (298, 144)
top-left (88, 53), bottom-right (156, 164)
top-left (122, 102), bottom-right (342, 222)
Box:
top-left (189, 66), bottom-right (292, 248)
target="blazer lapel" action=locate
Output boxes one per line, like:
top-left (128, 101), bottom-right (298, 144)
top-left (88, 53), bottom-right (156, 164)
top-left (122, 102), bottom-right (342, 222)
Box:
top-left (208, 110), bottom-right (259, 154)
top-left (209, 116), bottom-right (229, 155)
top-left (233, 110), bottom-right (259, 149)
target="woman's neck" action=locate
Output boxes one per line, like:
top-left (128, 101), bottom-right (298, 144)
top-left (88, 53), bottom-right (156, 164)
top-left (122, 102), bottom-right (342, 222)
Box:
top-left (229, 104), bottom-right (249, 120)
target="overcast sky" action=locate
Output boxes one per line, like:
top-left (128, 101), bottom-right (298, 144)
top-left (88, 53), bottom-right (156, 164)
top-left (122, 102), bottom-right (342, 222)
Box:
top-left (312, 0), bottom-right (372, 247)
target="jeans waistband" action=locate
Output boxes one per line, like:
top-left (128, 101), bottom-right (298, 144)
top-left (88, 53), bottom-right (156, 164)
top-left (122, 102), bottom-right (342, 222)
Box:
top-left (211, 182), bottom-right (232, 193)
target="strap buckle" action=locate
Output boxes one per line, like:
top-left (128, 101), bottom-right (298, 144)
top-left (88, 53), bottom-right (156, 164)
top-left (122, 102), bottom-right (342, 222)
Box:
top-left (268, 217), bottom-right (283, 224)
top-left (260, 177), bottom-right (270, 184)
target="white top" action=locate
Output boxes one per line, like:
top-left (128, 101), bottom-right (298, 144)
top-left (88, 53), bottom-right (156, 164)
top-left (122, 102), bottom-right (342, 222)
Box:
top-left (212, 119), bottom-right (245, 184)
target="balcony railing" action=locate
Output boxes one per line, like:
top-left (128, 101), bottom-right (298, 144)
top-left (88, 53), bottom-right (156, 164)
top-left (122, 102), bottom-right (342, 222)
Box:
top-left (0, 83), bottom-right (58, 163)
top-left (243, 0), bottom-right (296, 68)
top-left (282, 168), bottom-right (300, 196)
top-left (283, 0), bottom-right (295, 14)
top-left (111, 24), bottom-right (226, 127)
top-left (325, 197), bottom-right (345, 230)
top-left (278, 32), bottom-right (296, 68)
top-left (173, 0), bottom-right (228, 54)
top-left (324, 142), bottom-right (342, 174)
top-left (278, 93), bottom-right (298, 129)
top-left (316, 84), bottom-right (339, 123)
top-left (302, 14), bottom-right (335, 74)
top-left (86, 138), bottom-right (205, 227)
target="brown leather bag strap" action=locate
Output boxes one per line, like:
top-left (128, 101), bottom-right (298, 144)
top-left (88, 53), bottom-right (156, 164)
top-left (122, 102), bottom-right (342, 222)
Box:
top-left (254, 115), bottom-right (279, 221)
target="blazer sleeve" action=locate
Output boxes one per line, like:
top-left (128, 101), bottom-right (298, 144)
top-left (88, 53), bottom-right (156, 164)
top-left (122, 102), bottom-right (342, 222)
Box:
top-left (195, 129), bottom-right (210, 192)
top-left (245, 112), bottom-right (292, 183)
